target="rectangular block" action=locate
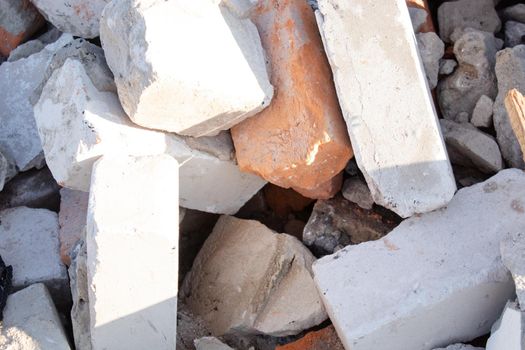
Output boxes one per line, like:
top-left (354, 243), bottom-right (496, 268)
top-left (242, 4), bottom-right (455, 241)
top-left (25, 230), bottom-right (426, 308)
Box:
top-left (87, 155), bottom-right (179, 350)
top-left (316, 0), bottom-right (456, 217)
top-left (313, 169), bottom-right (524, 350)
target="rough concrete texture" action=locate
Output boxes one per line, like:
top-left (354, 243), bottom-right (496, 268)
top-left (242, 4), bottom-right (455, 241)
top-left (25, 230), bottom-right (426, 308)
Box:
top-left (69, 239), bottom-right (91, 350)
top-left (303, 195), bottom-right (399, 256)
top-left (7, 39), bottom-right (45, 62)
top-left (342, 177), bottom-right (375, 210)
top-left (500, 232), bottom-right (525, 309)
top-left (494, 45), bottom-right (525, 168)
top-left (439, 59), bottom-right (458, 75)
top-left (231, 0), bottom-right (352, 198)
top-left (471, 95), bottom-right (494, 128)
top-left (486, 301), bottom-right (525, 350)
top-left (100, 0), bottom-right (273, 137)
top-left (0, 284), bottom-right (70, 350)
top-left (194, 337), bottom-right (234, 350)
top-left (438, 29), bottom-right (498, 123)
top-left (416, 32), bottom-right (444, 89)
top-left (31, 0), bottom-right (110, 38)
top-left (275, 325), bottom-right (344, 350)
top-left (434, 345), bottom-right (484, 350)
top-left (183, 216), bottom-right (327, 336)
top-left (87, 155), bottom-right (179, 350)
top-left (500, 4), bottom-right (525, 24)
top-left (505, 21), bottom-right (525, 48)
top-left (0, 207), bottom-right (68, 304)
top-left (313, 169), bottom-right (524, 350)
top-left (0, 167), bottom-right (60, 212)
top-left (437, 0), bottom-right (501, 43)
top-left (0, 0), bottom-right (44, 56)
top-left (0, 34), bottom-right (73, 172)
top-left (506, 89), bottom-right (525, 163)
top-left (35, 50), bottom-right (265, 214)
top-left (59, 188), bottom-right (89, 266)
top-left (317, 0), bottom-right (456, 218)
top-left (177, 303), bottom-right (212, 350)
top-left (440, 120), bottom-right (503, 173)
top-left (406, 0), bottom-right (435, 33)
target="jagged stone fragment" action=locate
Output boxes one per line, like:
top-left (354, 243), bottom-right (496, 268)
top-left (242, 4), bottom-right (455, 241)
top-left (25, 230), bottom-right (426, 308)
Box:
top-left (416, 32), bottom-right (444, 89)
top-left (69, 239), bottom-right (91, 350)
top-left (471, 95), bottom-right (494, 128)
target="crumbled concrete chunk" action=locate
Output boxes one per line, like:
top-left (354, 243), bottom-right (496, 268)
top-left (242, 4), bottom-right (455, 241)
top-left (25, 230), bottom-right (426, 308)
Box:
top-left (471, 95), bottom-right (494, 128)
top-left (183, 216), bottom-right (327, 336)
top-left (500, 232), bottom-right (525, 309)
top-left (416, 32), bottom-right (445, 89)
top-left (194, 337), bottom-right (234, 350)
top-left (69, 239), bottom-right (91, 350)
top-left (0, 0), bottom-right (45, 56)
top-left (0, 284), bottom-right (70, 350)
top-left (100, 0), bottom-right (273, 137)
top-left (316, 0), bottom-right (456, 217)
top-left (313, 169), bottom-right (523, 350)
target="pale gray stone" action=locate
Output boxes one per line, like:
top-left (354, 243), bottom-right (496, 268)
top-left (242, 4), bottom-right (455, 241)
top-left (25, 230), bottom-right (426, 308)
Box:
top-left (493, 45), bottom-right (525, 168)
top-left (416, 32), bottom-right (445, 89)
top-left (439, 59), bottom-right (458, 75)
top-left (500, 232), bottom-right (525, 310)
top-left (183, 216), bottom-right (327, 336)
top-left (438, 29), bottom-right (498, 122)
top-left (7, 40), bottom-right (45, 62)
top-left (500, 4), bottom-right (525, 24)
top-left (505, 21), bottom-right (525, 48)
top-left (409, 7), bottom-right (428, 33)
top-left (440, 119), bottom-right (502, 173)
top-left (314, 169), bottom-right (524, 350)
top-left (341, 177), bottom-right (374, 209)
top-left (434, 345), bottom-right (484, 350)
top-left (471, 95), bottom-right (494, 128)
top-left (0, 284), bottom-right (70, 350)
top-left (194, 337), bottom-right (234, 350)
top-left (485, 301), bottom-right (525, 350)
top-left (438, 0), bottom-right (501, 42)
top-left (69, 239), bottom-right (91, 350)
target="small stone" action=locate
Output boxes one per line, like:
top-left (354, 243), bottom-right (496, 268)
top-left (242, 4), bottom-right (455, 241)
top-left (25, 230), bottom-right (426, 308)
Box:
top-left (438, 29), bottom-right (498, 123)
top-left (275, 325), bottom-right (344, 350)
top-left (471, 95), bottom-right (494, 128)
top-left (68, 239), bottom-right (91, 350)
top-left (303, 195), bottom-right (398, 256)
top-left (494, 45), bottom-right (525, 168)
top-left (0, 0), bottom-right (45, 56)
top-left (313, 169), bottom-right (523, 350)
top-left (409, 7), bottom-right (428, 34)
top-left (0, 207), bottom-right (68, 307)
top-left (440, 119), bottom-right (503, 173)
top-left (485, 300), bottom-right (524, 350)
top-left (0, 284), bottom-right (70, 350)
top-left (231, 0), bottom-right (352, 198)
top-left (88, 155), bottom-right (179, 349)
top-left (7, 39), bottom-right (45, 62)
top-left (177, 303), bottom-right (212, 350)
top-left (183, 216), bottom-right (327, 336)
top-left (317, 0), bottom-right (456, 217)
top-left (437, 0), bottom-right (501, 43)
top-left (341, 177), bottom-right (374, 210)
top-left (433, 345), bottom-right (484, 350)
top-left (500, 4), bottom-right (525, 24)
top-left (58, 188), bottom-right (89, 266)
top-left (505, 21), bottom-right (525, 48)
top-left (194, 337), bottom-right (234, 350)
top-left (0, 34), bottom-right (73, 172)
top-left (0, 167), bottom-right (60, 211)
top-left (416, 32), bottom-right (445, 89)
top-left (100, 0), bottom-right (273, 137)
top-left (31, 0), bottom-right (110, 38)
top-left (500, 232), bottom-right (525, 309)
top-left (439, 59), bottom-right (458, 75)
top-left (0, 151), bottom-right (15, 191)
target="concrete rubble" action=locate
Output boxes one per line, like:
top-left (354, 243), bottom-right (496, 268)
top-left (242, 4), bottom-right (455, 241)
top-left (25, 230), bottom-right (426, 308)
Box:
top-left (316, 0), bottom-right (456, 217)
top-left (500, 4), bottom-right (525, 24)
top-left (313, 169), bottom-right (524, 350)
top-left (341, 177), bottom-right (375, 210)
top-left (485, 300), bottom-right (524, 350)
top-left (416, 32), bottom-right (445, 89)
top-left (434, 345), bottom-right (484, 350)
top-left (100, 0), bottom-right (273, 137)
top-left (0, 0), bottom-right (44, 56)
top-left (500, 231), bottom-right (525, 309)
top-left (87, 155), bottom-right (179, 350)
top-left (505, 21), bottom-right (525, 48)
top-left (194, 337), bottom-right (234, 350)
top-left (59, 188), bottom-right (89, 266)
top-left (69, 239), bottom-right (91, 350)
top-left (472, 95), bottom-right (494, 128)
top-left (0, 284), bottom-right (70, 350)
top-left (183, 215), bottom-right (327, 336)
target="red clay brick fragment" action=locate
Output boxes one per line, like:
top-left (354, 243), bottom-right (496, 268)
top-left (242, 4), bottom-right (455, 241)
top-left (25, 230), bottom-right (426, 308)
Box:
top-left (276, 325), bottom-right (344, 350)
top-left (0, 0), bottom-right (45, 56)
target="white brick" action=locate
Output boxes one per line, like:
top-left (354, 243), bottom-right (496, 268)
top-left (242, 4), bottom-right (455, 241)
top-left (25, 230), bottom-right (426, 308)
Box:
top-left (313, 169), bottom-right (524, 350)
top-left (0, 284), bottom-right (70, 350)
top-left (0, 207), bottom-right (68, 303)
top-left (34, 58), bottom-right (266, 214)
top-left (87, 155), bottom-right (179, 350)
top-left (316, 0), bottom-right (456, 218)
top-left (100, 0), bottom-right (273, 137)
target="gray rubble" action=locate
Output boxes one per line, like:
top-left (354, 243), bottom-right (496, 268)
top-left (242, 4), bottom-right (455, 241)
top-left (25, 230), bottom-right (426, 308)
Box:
top-left (341, 177), bottom-right (374, 210)
top-left (500, 232), bottom-right (525, 308)
top-left (500, 4), bottom-right (525, 24)
top-left (505, 21), bottom-right (525, 48)
top-left (416, 32), bottom-right (445, 89)
top-left (439, 59), bottom-right (458, 75)
top-left (471, 95), bottom-right (494, 128)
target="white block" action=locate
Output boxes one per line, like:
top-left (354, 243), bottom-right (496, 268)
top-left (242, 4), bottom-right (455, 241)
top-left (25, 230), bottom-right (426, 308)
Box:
top-left (0, 34), bottom-right (73, 171)
top-left (313, 169), bottom-right (524, 350)
top-left (87, 155), bottom-right (179, 350)
top-left (34, 58), bottom-right (266, 214)
top-left (100, 0), bottom-right (273, 137)
top-left (0, 284), bottom-right (71, 350)
top-left (486, 301), bottom-right (524, 350)
top-left (500, 232), bottom-right (525, 309)
top-left (316, 0), bottom-right (456, 218)
top-left (0, 207), bottom-right (68, 302)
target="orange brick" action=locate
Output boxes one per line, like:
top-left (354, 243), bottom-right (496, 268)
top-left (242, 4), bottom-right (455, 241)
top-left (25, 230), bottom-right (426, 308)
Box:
top-left (264, 183), bottom-right (314, 217)
top-left (276, 325), bottom-right (344, 350)
top-left (231, 0), bottom-right (352, 199)
top-left (0, 0), bottom-right (45, 56)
